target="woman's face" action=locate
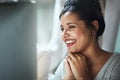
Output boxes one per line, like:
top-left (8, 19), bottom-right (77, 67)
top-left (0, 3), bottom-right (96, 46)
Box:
top-left (60, 12), bottom-right (93, 53)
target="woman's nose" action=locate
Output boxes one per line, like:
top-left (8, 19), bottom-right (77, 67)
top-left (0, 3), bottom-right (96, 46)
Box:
top-left (62, 30), bottom-right (69, 39)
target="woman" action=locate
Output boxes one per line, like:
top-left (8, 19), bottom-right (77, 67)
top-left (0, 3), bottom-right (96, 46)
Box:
top-left (49, 0), bottom-right (120, 80)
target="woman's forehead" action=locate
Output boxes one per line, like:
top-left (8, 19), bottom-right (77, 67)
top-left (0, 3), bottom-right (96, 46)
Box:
top-left (61, 12), bottom-right (80, 22)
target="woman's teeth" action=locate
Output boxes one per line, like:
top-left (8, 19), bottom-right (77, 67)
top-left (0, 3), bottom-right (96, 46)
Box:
top-left (66, 40), bottom-right (76, 44)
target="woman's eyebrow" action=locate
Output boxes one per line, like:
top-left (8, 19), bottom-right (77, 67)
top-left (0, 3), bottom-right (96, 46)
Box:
top-left (66, 22), bottom-right (76, 25)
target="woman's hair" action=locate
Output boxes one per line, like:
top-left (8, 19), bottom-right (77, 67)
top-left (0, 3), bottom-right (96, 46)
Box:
top-left (59, 0), bottom-right (105, 38)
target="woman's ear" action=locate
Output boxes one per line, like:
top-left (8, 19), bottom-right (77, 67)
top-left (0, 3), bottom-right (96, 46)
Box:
top-left (92, 20), bottom-right (99, 33)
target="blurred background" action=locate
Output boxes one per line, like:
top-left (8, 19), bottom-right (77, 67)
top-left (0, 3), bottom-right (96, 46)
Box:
top-left (0, 0), bottom-right (120, 80)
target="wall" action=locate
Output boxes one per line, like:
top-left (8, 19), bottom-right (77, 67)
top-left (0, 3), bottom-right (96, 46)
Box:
top-left (102, 0), bottom-right (120, 52)
top-left (0, 2), bottom-right (36, 80)
top-left (114, 22), bottom-right (120, 53)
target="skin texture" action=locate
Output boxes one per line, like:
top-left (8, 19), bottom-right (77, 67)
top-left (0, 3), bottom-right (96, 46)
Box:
top-left (60, 12), bottom-right (112, 80)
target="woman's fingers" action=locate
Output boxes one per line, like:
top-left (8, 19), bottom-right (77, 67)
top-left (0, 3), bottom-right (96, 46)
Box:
top-left (63, 58), bottom-right (74, 80)
top-left (64, 59), bottom-right (71, 74)
top-left (66, 53), bottom-right (84, 64)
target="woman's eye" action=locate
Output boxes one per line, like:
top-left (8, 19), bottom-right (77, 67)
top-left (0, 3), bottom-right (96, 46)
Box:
top-left (69, 25), bottom-right (75, 29)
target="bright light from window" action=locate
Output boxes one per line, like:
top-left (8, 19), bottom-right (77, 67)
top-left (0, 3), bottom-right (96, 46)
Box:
top-left (30, 0), bottom-right (36, 4)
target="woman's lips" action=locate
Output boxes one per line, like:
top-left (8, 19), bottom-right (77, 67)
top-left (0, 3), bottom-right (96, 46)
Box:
top-left (65, 39), bottom-right (76, 47)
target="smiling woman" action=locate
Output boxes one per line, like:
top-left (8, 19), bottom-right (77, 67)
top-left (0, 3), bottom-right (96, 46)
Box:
top-left (49, 0), bottom-right (120, 80)
top-left (37, 0), bottom-right (120, 80)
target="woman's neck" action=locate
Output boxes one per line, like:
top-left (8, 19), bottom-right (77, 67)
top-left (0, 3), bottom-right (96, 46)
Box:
top-left (80, 41), bottom-right (105, 65)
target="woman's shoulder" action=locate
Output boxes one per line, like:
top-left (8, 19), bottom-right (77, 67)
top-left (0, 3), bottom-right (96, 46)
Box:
top-left (113, 53), bottom-right (120, 64)
top-left (108, 52), bottom-right (120, 70)
top-left (109, 53), bottom-right (120, 80)
top-left (103, 52), bottom-right (120, 69)
top-left (111, 52), bottom-right (120, 59)
top-left (108, 52), bottom-right (120, 62)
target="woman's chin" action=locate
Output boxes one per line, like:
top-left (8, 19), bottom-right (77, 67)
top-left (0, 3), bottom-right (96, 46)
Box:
top-left (68, 50), bottom-right (77, 53)
top-left (68, 49), bottom-right (81, 54)
top-left (67, 47), bottom-right (79, 53)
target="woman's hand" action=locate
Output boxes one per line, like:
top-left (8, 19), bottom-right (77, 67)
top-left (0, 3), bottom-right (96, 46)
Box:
top-left (63, 59), bottom-right (75, 80)
top-left (65, 53), bottom-right (90, 80)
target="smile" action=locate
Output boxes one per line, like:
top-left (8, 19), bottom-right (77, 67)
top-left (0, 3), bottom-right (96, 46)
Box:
top-left (65, 39), bottom-right (76, 47)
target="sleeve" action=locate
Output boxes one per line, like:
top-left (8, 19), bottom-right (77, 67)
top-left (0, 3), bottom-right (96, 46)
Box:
top-left (48, 60), bottom-right (65, 80)
top-left (110, 54), bottom-right (120, 80)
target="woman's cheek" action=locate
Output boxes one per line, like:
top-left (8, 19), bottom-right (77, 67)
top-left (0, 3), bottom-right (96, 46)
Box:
top-left (71, 30), bottom-right (81, 38)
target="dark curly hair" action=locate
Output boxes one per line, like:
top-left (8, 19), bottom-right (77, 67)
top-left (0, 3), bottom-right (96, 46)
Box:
top-left (59, 0), bottom-right (105, 38)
